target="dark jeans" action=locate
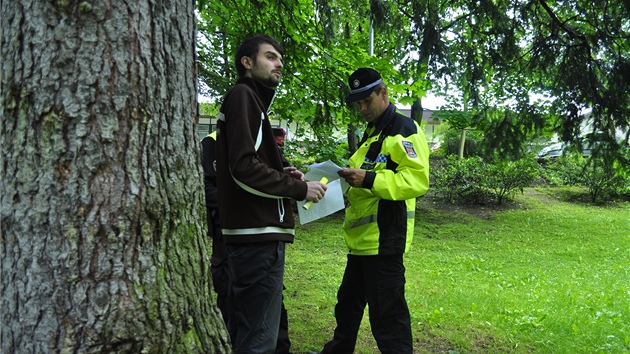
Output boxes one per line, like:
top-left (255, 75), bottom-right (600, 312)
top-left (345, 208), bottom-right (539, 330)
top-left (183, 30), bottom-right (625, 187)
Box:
top-left (210, 228), bottom-right (230, 321)
top-left (227, 241), bottom-right (285, 354)
top-left (212, 234), bottom-right (291, 353)
top-left (322, 254), bottom-right (412, 354)
top-left (276, 299), bottom-right (291, 354)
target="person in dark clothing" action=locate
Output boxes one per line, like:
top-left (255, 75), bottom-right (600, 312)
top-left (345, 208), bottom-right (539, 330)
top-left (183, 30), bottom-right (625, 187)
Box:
top-left (201, 131), bottom-right (230, 321)
top-left (201, 131), bottom-right (292, 353)
top-left (215, 34), bottom-right (326, 354)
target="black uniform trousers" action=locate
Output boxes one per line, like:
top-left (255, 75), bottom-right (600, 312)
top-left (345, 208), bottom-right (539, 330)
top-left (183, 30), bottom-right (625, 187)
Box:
top-left (322, 253), bottom-right (413, 354)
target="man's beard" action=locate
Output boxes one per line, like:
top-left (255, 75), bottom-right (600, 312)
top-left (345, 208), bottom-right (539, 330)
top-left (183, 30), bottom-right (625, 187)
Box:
top-left (251, 65), bottom-right (281, 88)
top-left (259, 75), bottom-right (280, 88)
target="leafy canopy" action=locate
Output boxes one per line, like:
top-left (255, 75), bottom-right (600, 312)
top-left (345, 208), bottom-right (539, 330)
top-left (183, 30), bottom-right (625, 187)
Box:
top-left (196, 0), bottom-right (630, 162)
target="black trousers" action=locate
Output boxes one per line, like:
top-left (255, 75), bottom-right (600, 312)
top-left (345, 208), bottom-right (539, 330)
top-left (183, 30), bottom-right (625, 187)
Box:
top-left (226, 241), bottom-right (285, 354)
top-left (211, 232), bottom-right (291, 353)
top-left (322, 254), bottom-right (412, 354)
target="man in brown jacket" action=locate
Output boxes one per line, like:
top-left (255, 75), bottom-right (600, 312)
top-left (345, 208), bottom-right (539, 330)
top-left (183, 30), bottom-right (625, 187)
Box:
top-left (215, 34), bottom-right (326, 354)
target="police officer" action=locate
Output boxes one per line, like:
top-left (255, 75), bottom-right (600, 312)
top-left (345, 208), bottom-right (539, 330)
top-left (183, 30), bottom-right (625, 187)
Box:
top-left (314, 68), bottom-right (430, 354)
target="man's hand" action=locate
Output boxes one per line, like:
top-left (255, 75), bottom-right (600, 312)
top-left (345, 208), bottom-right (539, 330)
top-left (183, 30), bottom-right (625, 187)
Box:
top-left (305, 181), bottom-right (327, 202)
top-left (284, 166), bottom-right (304, 180)
top-left (338, 168), bottom-right (366, 188)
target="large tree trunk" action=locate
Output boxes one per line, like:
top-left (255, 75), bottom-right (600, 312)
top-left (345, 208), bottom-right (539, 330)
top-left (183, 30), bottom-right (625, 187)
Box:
top-left (1, 1), bottom-right (230, 353)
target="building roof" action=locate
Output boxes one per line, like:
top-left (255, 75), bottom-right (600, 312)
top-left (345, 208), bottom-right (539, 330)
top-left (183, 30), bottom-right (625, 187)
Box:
top-left (399, 108), bottom-right (441, 124)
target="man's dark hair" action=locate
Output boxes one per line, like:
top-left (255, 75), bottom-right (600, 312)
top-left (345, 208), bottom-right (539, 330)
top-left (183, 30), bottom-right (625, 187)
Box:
top-left (234, 34), bottom-right (284, 77)
top-left (373, 84), bottom-right (385, 95)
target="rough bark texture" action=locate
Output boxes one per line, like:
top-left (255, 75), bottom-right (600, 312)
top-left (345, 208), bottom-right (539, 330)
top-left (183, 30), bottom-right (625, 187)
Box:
top-left (1, 1), bottom-right (231, 352)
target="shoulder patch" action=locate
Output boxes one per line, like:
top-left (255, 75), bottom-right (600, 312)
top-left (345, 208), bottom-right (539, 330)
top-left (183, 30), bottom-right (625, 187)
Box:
top-left (402, 141), bottom-right (417, 158)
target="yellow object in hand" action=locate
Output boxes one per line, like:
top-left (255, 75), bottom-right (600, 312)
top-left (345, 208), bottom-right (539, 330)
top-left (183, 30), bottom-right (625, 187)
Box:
top-left (303, 177), bottom-right (328, 210)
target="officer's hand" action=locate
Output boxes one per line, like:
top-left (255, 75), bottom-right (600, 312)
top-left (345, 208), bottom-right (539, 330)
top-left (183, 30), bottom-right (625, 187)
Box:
top-left (338, 168), bottom-right (366, 188)
top-left (305, 181), bottom-right (327, 202)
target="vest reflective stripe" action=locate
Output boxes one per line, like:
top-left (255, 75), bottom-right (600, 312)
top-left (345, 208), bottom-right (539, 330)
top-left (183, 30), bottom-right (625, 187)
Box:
top-left (349, 214), bottom-right (377, 229)
top-left (222, 226), bottom-right (295, 235)
top-left (348, 211), bottom-right (416, 229)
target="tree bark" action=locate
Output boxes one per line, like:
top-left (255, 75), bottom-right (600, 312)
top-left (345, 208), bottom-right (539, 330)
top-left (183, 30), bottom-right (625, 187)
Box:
top-left (458, 129), bottom-right (467, 159)
top-left (410, 98), bottom-right (423, 126)
top-left (1, 1), bottom-right (231, 352)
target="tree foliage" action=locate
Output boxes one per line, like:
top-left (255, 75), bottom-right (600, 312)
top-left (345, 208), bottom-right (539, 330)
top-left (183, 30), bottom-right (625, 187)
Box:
top-left (196, 0), bottom-right (429, 146)
top-left (196, 0), bottom-right (629, 163)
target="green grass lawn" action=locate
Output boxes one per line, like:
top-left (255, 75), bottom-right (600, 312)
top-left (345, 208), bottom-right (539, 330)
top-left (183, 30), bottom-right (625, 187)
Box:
top-left (284, 187), bottom-right (630, 353)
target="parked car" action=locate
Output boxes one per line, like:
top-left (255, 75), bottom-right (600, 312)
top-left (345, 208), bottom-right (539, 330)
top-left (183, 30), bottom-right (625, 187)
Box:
top-left (429, 140), bottom-right (441, 151)
top-left (536, 141), bottom-right (568, 159)
top-left (536, 132), bottom-right (629, 159)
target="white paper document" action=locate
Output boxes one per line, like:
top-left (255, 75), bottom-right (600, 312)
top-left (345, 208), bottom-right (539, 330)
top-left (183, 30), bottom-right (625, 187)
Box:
top-left (297, 179), bottom-right (345, 225)
top-left (304, 160), bottom-right (350, 193)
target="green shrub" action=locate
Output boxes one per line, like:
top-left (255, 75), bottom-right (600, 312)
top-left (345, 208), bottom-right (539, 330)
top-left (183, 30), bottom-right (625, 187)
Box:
top-left (580, 157), bottom-right (628, 203)
top-left (485, 158), bottom-right (542, 205)
top-left (541, 153), bottom-right (630, 203)
top-left (540, 156), bottom-right (583, 186)
top-left (614, 147), bottom-right (630, 198)
top-left (432, 156), bottom-right (492, 204)
top-left (441, 129), bottom-right (485, 158)
top-left (433, 156), bottom-right (540, 205)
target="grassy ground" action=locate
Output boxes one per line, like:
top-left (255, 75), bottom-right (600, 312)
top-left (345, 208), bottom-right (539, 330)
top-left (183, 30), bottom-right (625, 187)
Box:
top-left (284, 187), bottom-right (630, 353)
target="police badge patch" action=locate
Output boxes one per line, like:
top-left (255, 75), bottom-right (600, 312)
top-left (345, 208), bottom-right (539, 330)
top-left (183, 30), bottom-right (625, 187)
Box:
top-left (402, 141), bottom-right (417, 158)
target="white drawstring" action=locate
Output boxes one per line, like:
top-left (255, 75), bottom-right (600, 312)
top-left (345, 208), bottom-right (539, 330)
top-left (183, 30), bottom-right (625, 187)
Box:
top-left (277, 199), bottom-right (285, 223)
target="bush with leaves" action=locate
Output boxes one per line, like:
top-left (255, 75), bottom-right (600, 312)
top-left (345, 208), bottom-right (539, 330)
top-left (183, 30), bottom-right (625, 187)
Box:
top-left (540, 156), bottom-right (584, 186)
top-left (433, 156), bottom-right (541, 205)
top-left (540, 151), bottom-right (630, 203)
top-left (485, 158), bottom-right (542, 205)
top-left (579, 156), bottom-right (628, 203)
top-left (440, 129), bottom-right (486, 158)
top-left (616, 148), bottom-right (630, 198)
top-left (432, 156), bottom-right (492, 204)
